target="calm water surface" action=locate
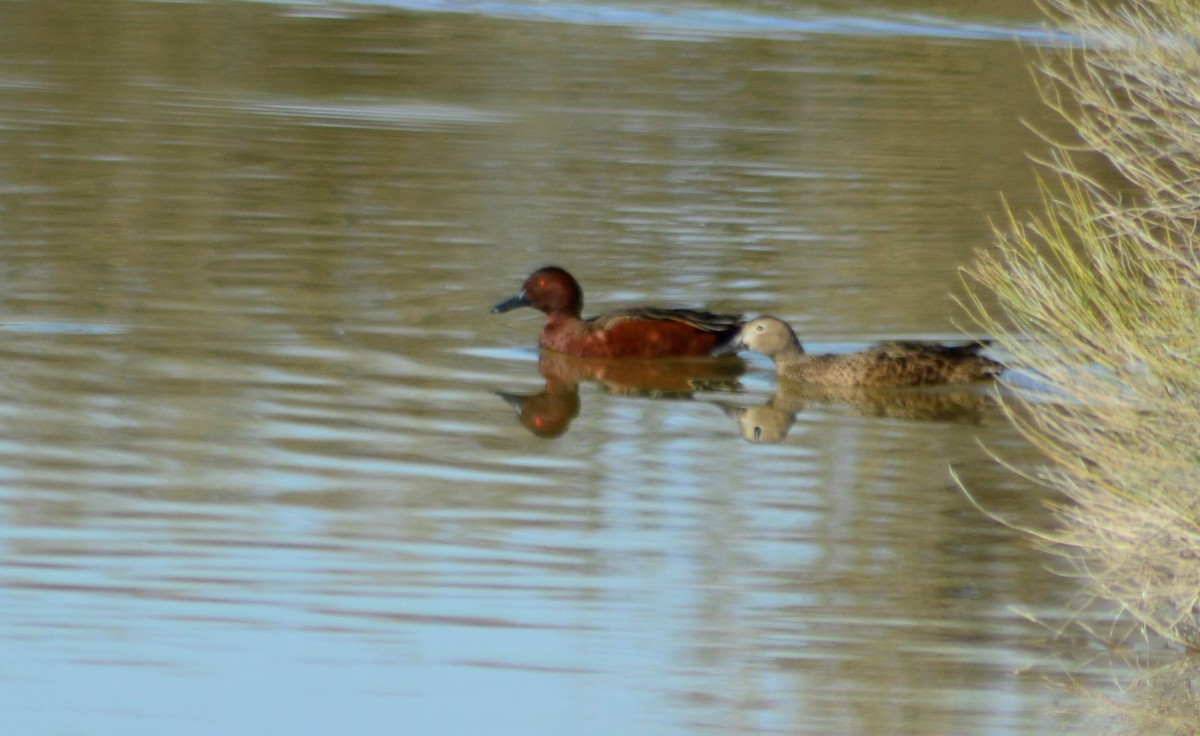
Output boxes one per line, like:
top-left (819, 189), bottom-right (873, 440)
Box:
top-left (0, 1), bottom-right (1149, 734)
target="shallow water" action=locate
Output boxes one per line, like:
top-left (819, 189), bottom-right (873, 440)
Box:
top-left (0, 1), bottom-right (1147, 734)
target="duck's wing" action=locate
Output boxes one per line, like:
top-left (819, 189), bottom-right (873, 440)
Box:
top-left (860, 341), bottom-right (1003, 385)
top-left (588, 307), bottom-right (743, 334)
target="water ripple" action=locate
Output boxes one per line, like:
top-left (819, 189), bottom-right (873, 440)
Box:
top-left (240, 99), bottom-right (514, 131)
top-left (273, 0), bottom-right (1076, 46)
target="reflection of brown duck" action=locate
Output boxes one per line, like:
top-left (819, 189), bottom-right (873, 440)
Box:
top-left (718, 397), bottom-right (798, 444)
top-left (722, 317), bottom-right (1003, 386)
top-left (499, 352), bottom-right (745, 438)
top-left (718, 383), bottom-right (1000, 443)
top-left (497, 380), bottom-right (580, 438)
top-left (536, 350), bottom-right (744, 397)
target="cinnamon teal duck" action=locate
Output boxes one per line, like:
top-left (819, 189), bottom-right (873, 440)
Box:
top-left (492, 266), bottom-right (743, 359)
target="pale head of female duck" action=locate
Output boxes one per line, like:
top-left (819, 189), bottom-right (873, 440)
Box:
top-left (491, 266), bottom-right (583, 319)
top-left (729, 316), bottom-right (805, 362)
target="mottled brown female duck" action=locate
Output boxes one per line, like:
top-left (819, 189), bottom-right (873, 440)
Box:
top-left (724, 316), bottom-right (1003, 387)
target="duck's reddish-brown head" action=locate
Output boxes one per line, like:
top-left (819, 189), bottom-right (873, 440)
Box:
top-left (492, 266), bottom-right (584, 318)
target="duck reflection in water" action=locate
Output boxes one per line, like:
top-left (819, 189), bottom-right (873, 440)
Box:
top-left (717, 383), bottom-right (1002, 443)
top-left (498, 350), bottom-right (745, 438)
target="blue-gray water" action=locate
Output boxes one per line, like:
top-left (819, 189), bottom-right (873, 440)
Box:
top-left (0, 1), bottom-right (1150, 734)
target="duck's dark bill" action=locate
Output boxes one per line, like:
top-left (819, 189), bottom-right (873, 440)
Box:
top-left (491, 292), bottom-right (530, 313)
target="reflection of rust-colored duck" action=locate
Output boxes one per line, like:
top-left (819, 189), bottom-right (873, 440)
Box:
top-left (723, 317), bottom-right (1003, 387)
top-left (536, 350), bottom-right (743, 397)
top-left (499, 352), bottom-right (744, 438)
top-left (497, 381), bottom-right (580, 438)
top-left (492, 266), bottom-right (743, 358)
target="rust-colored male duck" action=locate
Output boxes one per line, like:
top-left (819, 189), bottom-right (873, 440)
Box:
top-left (723, 316), bottom-right (1003, 386)
top-left (492, 266), bottom-right (743, 359)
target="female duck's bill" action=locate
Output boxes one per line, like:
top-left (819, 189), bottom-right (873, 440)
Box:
top-left (492, 266), bottom-right (744, 359)
top-left (724, 316), bottom-right (1003, 387)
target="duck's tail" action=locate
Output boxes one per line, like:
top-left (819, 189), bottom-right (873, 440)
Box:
top-left (949, 341), bottom-right (1005, 382)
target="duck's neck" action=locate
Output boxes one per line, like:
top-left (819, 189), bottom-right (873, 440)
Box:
top-left (545, 311), bottom-right (584, 329)
top-left (771, 335), bottom-right (806, 363)
top-left (553, 285), bottom-right (583, 320)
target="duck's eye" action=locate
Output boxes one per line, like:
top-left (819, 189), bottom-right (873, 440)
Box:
top-left (537, 279), bottom-right (547, 288)
top-left (755, 324), bottom-right (765, 333)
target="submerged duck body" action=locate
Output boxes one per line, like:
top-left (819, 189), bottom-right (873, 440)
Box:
top-left (727, 316), bottom-right (1003, 387)
top-left (492, 266), bottom-right (743, 359)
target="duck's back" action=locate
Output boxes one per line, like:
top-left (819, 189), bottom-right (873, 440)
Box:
top-left (591, 307), bottom-right (741, 333)
top-left (780, 341), bottom-right (1002, 386)
top-left (543, 307), bottom-right (743, 359)
top-left (858, 341), bottom-right (1001, 386)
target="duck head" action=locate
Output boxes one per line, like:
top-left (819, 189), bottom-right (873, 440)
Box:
top-left (492, 266), bottom-right (584, 318)
top-left (717, 316), bottom-right (804, 359)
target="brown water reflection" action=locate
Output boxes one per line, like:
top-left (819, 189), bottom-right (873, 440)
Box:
top-left (0, 1), bottom-right (1142, 735)
top-left (499, 351), bottom-right (745, 437)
